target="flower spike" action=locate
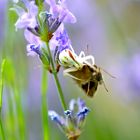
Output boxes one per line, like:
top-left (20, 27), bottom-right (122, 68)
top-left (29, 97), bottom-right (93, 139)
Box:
top-left (48, 98), bottom-right (90, 140)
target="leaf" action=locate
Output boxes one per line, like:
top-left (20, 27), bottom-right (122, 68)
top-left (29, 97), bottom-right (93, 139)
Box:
top-left (0, 59), bottom-right (6, 111)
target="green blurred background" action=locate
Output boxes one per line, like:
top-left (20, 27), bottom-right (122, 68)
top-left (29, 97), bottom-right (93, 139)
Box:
top-left (0, 0), bottom-right (140, 140)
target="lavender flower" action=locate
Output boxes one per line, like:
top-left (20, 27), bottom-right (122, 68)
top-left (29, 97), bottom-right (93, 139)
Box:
top-left (11, 0), bottom-right (38, 30)
top-left (39, 0), bottom-right (76, 41)
top-left (53, 29), bottom-right (78, 68)
top-left (48, 98), bottom-right (90, 140)
top-left (11, 0), bottom-right (77, 72)
top-left (46, 0), bottom-right (76, 24)
top-left (53, 29), bottom-right (72, 49)
top-left (25, 29), bottom-right (50, 68)
top-left (12, 0), bottom-right (76, 48)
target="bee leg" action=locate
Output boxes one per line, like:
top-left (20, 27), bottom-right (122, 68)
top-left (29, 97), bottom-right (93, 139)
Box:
top-left (82, 55), bottom-right (95, 65)
top-left (86, 81), bottom-right (90, 96)
top-left (79, 51), bottom-right (86, 58)
top-left (63, 67), bottom-right (83, 81)
top-left (100, 80), bottom-right (108, 92)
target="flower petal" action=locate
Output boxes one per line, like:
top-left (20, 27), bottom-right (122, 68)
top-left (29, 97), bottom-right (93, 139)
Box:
top-left (63, 11), bottom-right (77, 23)
top-left (77, 98), bottom-right (86, 111)
top-left (11, 5), bottom-right (25, 17)
top-left (26, 44), bottom-right (38, 56)
top-left (24, 29), bottom-right (40, 44)
top-left (48, 110), bottom-right (66, 131)
top-left (28, 1), bottom-right (38, 16)
top-left (69, 99), bottom-right (76, 111)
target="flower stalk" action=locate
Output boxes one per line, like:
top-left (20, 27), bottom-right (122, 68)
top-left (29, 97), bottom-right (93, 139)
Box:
top-left (0, 59), bottom-right (6, 140)
top-left (41, 68), bottom-right (49, 140)
top-left (45, 42), bottom-right (67, 110)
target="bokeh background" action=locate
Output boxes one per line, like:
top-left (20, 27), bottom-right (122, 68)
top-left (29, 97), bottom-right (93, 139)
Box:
top-left (0, 0), bottom-right (140, 140)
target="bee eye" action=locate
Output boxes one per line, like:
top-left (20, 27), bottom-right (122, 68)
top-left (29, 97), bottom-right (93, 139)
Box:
top-left (96, 73), bottom-right (102, 81)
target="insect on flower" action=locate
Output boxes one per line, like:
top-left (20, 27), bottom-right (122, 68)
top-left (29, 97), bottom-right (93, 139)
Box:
top-left (55, 47), bottom-right (114, 97)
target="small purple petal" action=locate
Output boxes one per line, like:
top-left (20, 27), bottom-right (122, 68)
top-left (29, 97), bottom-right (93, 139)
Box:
top-left (24, 29), bottom-right (44, 56)
top-left (26, 44), bottom-right (36, 56)
top-left (28, 1), bottom-right (38, 16)
top-left (24, 29), bottom-right (40, 44)
top-left (63, 10), bottom-right (77, 23)
top-left (11, 5), bottom-right (25, 17)
top-left (77, 98), bottom-right (86, 111)
top-left (46, 0), bottom-right (76, 23)
top-left (69, 99), bottom-right (76, 111)
top-left (46, 0), bottom-right (56, 7)
top-left (48, 110), bottom-right (60, 121)
top-left (48, 110), bottom-right (66, 129)
top-left (30, 45), bottom-right (41, 55)
top-left (27, 44), bottom-right (40, 56)
top-left (13, 1), bottom-right (38, 30)
top-left (77, 107), bottom-right (90, 128)
top-left (77, 107), bottom-right (90, 117)
top-left (58, 0), bottom-right (66, 4)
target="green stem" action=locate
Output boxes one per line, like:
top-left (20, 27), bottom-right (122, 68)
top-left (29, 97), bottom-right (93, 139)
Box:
top-left (45, 42), bottom-right (67, 110)
top-left (53, 72), bottom-right (67, 110)
top-left (0, 59), bottom-right (6, 140)
top-left (7, 88), bottom-right (18, 140)
top-left (0, 118), bottom-right (5, 140)
top-left (13, 87), bottom-right (27, 140)
top-left (41, 68), bottom-right (49, 140)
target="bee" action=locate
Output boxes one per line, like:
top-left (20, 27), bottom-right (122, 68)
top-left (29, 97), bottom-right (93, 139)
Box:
top-left (64, 63), bottom-right (109, 97)
top-left (55, 46), bottom-right (113, 97)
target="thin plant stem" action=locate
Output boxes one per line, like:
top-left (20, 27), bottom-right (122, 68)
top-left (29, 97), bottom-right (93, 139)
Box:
top-left (0, 59), bottom-right (6, 111)
top-left (0, 59), bottom-right (6, 140)
top-left (7, 88), bottom-right (18, 140)
top-left (41, 68), bottom-right (49, 140)
top-left (0, 118), bottom-right (5, 140)
top-left (13, 87), bottom-right (27, 140)
top-left (45, 42), bottom-right (67, 110)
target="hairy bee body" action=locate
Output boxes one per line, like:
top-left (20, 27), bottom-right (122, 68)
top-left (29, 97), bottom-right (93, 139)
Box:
top-left (68, 64), bottom-right (103, 97)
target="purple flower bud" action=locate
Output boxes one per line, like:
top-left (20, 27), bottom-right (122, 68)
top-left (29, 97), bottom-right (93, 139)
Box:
top-left (48, 111), bottom-right (66, 132)
top-left (77, 107), bottom-right (90, 129)
top-left (27, 44), bottom-right (41, 56)
top-left (48, 111), bottom-right (63, 124)
top-left (69, 99), bottom-right (76, 111)
top-left (24, 29), bottom-right (42, 56)
top-left (64, 110), bottom-right (72, 116)
top-left (77, 98), bottom-right (86, 111)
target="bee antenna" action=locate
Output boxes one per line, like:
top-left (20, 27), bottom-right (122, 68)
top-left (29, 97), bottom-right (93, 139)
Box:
top-left (84, 44), bottom-right (89, 55)
top-left (102, 80), bottom-right (109, 92)
top-left (100, 67), bottom-right (116, 79)
top-left (86, 44), bottom-right (89, 50)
